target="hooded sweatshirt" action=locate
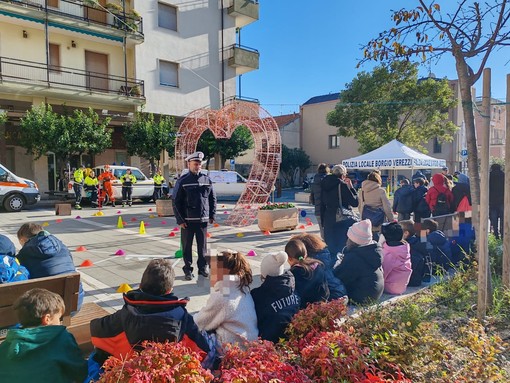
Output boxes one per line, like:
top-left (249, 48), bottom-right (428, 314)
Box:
top-left (0, 325), bottom-right (87, 383)
top-left (359, 180), bottom-right (393, 231)
top-left (382, 241), bottom-right (412, 295)
top-left (425, 174), bottom-right (454, 214)
top-left (333, 243), bottom-right (384, 305)
top-left (251, 271), bottom-right (300, 342)
top-left (16, 231), bottom-right (77, 279)
top-left (91, 289), bottom-right (210, 364)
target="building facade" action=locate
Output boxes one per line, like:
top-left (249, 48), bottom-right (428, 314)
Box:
top-left (0, 0), bottom-right (259, 196)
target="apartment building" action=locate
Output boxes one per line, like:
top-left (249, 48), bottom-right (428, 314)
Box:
top-left (0, 0), bottom-right (259, 194)
top-left (300, 79), bottom-right (466, 176)
top-left (474, 97), bottom-right (506, 159)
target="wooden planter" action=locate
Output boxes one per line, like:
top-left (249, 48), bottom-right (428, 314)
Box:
top-left (156, 199), bottom-right (174, 217)
top-left (257, 207), bottom-right (299, 232)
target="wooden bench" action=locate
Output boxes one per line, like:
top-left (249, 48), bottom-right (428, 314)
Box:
top-left (0, 272), bottom-right (110, 354)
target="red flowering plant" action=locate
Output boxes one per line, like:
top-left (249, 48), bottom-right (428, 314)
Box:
top-left (97, 340), bottom-right (213, 383)
top-left (217, 339), bottom-right (311, 383)
top-left (258, 202), bottom-right (295, 210)
top-left (285, 298), bottom-right (349, 344)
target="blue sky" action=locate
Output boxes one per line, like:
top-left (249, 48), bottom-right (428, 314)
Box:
top-left (240, 2), bottom-right (510, 117)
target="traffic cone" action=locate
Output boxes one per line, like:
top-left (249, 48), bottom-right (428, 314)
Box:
top-left (131, 217), bottom-right (137, 222)
top-left (298, 224), bottom-right (306, 229)
top-left (79, 259), bottom-right (93, 267)
top-left (236, 233), bottom-right (244, 238)
top-left (213, 223), bottom-right (220, 228)
top-left (175, 249), bottom-right (183, 258)
top-left (263, 230), bottom-right (271, 236)
top-left (206, 233), bottom-right (212, 238)
top-left (168, 232), bottom-right (175, 237)
top-left (115, 249), bottom-right (125, 256)
top-left (172, 227), bottom-right (179, 232)
top-left (307, 221), bottom-right (313, 226)
top-left (247, 250), bottom-right (257, 257)
top-left (42, 222), bottom-right (49, 227)
top-left (139, 221), bottom-right (146, 234)
top-left (117, 216), bottom-right (124, 229)
top-left (56, 219), bottom-right (63, 223)
top-left (161, 220), bottom-right (167, 225)
top-left (116, 283), bottom-right (132, 293)
top-left (75, 245), bottom-right (87, 252)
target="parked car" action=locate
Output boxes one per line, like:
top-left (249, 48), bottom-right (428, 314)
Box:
top-left (0, 163), bottom-right (40, 212)
top-left (177, 169), bottom-right (250, 200)
top-left (68, 165), bottom-right (158, 204)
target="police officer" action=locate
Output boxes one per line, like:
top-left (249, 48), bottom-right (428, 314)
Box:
top-left (73, 164), bottom-right (85, 210)
top-left (120, 169), bottom-right (137, 207)
top-left (153, 169), bottom-right (165, 201)
top-left (172, 152), bottom-right (216, 280)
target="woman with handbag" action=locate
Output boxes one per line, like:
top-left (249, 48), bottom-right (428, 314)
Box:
top-left (320, 164), bottom-right (359, 258)
top-left (359, 171), bottom-right (394, 237)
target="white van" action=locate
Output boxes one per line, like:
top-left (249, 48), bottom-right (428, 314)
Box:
top-left (177, 169), bottom-right (249, 200)
top-left (68, 165), bottom-right (157, 203)
top-left (0, 164), bottom-right (40, 212)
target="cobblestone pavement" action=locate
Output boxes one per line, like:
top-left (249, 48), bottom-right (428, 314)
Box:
top-left (0, 195), bottom-right (317, 314)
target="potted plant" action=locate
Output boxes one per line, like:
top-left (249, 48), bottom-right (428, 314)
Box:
top-left (257, 202), bottom-right (299, 232)
top-left (105, 2), bottom-right (123, 13)
top-left (129, 85), bottom-right (141, 96)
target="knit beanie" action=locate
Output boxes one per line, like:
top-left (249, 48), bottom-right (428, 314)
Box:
top-left (347, 219), bottom-right (373, 246)
top-left (381, 222), bottom-right (404, 242)
top-left (260, 251), bottom-right (288, 278)
top-left (0, 234), bottom-right (16, 256)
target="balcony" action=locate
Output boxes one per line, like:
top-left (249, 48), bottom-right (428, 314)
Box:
top-left (0, 0), bottom-right (143, 43)
top-left (0, 56), bottom-right (145, 106)
top-left (227, 44), bottom-right (259, 75)
top-left (227, 0), bottom-right (258, 28)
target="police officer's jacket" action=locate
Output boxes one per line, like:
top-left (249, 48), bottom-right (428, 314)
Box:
top-left (172, 171), bottom-right (216, 225)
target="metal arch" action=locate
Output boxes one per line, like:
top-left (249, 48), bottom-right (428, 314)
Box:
top-left (175, 101), bottom-right (281, 227)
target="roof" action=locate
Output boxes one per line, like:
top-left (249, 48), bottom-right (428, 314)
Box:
top-left (272, 113), bottom-right (299, 128)
top-left (302, 93), bottom-right (340, 106)
top-left (342, 139), bottom-right (447, 169)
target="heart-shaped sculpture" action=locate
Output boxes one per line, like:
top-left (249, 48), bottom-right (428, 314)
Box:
top-left (175, 101), bottom-right (281, 227)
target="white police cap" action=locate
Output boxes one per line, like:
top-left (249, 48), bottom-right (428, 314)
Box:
top-left (185, 151), bottom-right (204, 162)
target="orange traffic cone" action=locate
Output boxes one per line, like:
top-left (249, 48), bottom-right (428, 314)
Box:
top-left (79, 259), bottom-right (94, 267)
top-left (75, 245), bottom-right (87, 252)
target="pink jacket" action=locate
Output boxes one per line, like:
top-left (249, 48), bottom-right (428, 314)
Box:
top-left (382, 242), bottom-right (412, 295)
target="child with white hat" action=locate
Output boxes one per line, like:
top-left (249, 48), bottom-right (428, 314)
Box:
top-left (251, 251), bottom-right (300, 343)
top-left (333, 219), bottom-right (384, 305)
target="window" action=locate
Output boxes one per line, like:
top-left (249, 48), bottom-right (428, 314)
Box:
top-left (328, 135), bottom-right (340, 149)
top-left (433, 137), bottom-right (442, 153)
top-left (49, 43), bottom-right (60, 72)
top-left (159, 60), bottom-right (178, 87)
top-left (158, 2), bottom-right (177, 30)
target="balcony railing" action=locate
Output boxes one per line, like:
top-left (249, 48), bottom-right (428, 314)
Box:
top-left (0, 56), bottom-right (144, 99)
top-left (228, 43), bottom-right (259, 75)
top-left (227, 0), bottom-right (259, 28)
top-left (0, 0), bottom-right (143, 40)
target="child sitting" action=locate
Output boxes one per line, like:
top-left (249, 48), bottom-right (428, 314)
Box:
top-left (16, 223), bottom-right (84, 312)
top-left (0, 234), bottom-right (29, 283)
top-left (421, 218), bottom-right (454, 273)
top-left (399, 220), bottom-right (429, 285)
top-left (0, 288), bottom-right (87, 383)
top-left (91, 259), bottom-right (211, 366)
top-left (291, 233), bottom-right (347, 299)
top-left (333, 219), bottom-right (384, 305)
top-left (251, 251), bottom-right (300, 343)
top-left (380, 222), bottom-right (412, 295)
top-left (194, 250), bottom-right (258, 346)
top-left (285, 238), bottom-right (329, 308)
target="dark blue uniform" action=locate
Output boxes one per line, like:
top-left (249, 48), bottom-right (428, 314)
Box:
top-left (172, 171), bottom-right (216, 276)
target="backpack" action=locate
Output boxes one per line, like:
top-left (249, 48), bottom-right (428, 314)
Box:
top-left (433, 188), bottom-right (450, 216)
top-left (0, 255), bottom-right (30, 283)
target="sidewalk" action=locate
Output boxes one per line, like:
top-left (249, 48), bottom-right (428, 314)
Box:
top-left (0, 195), bottom-right (317, 314)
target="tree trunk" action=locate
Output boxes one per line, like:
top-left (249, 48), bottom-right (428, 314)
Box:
top-left (455, 58), bottom-right (480, 253)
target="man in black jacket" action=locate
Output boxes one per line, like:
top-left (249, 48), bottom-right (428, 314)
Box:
top-left (392, 178), bottom-right (414, 221)
top-left (310, 163), bottom-right (329, 239)
top-left (173, 152), bottom-right (216, 280)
